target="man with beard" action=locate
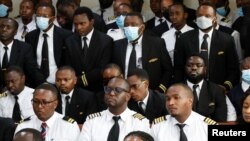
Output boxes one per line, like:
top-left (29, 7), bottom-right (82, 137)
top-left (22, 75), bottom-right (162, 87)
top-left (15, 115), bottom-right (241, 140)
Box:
top-left (184, 54), bottom-right (227, 122)
top-left (77, 77), bottom-right (150, 141)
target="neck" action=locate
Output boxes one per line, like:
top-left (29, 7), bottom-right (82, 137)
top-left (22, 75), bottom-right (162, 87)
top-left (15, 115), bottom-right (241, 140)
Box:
top-left (1, 40), bottom-right (13, 46)
top-left (109, 105), bottom-right (127, 116)
top-left (175, 23), bottom-right (186, 31)
top-left (175, 110), bottom-right (191, 123)
top-left (200, 26), bottom-right (213, 33)
top-left (22, 18), bottom-right (32, 25)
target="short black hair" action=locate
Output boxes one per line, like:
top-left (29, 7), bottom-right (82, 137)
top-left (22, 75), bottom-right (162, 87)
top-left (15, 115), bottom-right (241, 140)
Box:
top-left (127, 68), bottom-right (149, 82)
top-left (73, 6), bottom-right (94, 20)
top-left (125, 12), bottom-right (144, 23)
top-left (186, 53), bottom-right (206, 66)
top-left (57, 65), bottom-right (76, 74)
top-left (5, 66), bottom-right (24, 76)
top-left (34, 83), bottom-right (58, 98)
top-left (197, 2), bottom-right (216, 16)
top-left (124, 131), bottom-right (154, 141)
top-left (102, 63), bottom-right (123, 75)
top-left (15, 128), bottom-right (43, 141)
top-left (36, 2), bottom-right (56, 16)
top-left (2, 18), bottom-right (19, 30)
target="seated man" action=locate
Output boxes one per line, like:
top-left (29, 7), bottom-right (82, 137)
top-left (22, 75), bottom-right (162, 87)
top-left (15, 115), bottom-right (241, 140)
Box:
top-left (13, 128), bottom-right (43, 141)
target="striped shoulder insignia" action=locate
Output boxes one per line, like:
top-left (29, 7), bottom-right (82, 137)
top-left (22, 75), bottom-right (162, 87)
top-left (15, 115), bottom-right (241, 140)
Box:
top-left (19, 117), bottom-right (31, 124)
top-left (132, 113), bottom-right (145, 120)
top-left (204, 117), bottom-right (218, 125)
top-left (0, 92), bottom-right (7, 98)
top-left (63, 116), bottom-right (75, 124)
top-left (87, 112), bottom-right (102, 119)
top-left (153, 116), bottom-right (166, 125)
top-left (221, 18), bottom-right (230, 23)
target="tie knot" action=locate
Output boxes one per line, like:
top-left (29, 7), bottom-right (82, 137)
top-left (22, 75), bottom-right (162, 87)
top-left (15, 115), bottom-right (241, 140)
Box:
top-left (4, 46), bottom-right (8, 50)
top-left (14, 95), bottom-right (18, 100)
top-left (139, 101), bottom-right (144, 106)
top-left (113, 116), bottom-right (120, 122)
top-left (43, 33), bottom-right (48, 38)
top-left (175, 30), bottom-right (182, 38)
top-left (193, 84), bottom-right (199, 90)
top-left (177, 123), bottom-right (186, 129)
top-left (65, 95), bottom-right (70, 101)
top-left (41, 122), bottom-right (47, 127)
top-left (131, 42), bottom-right (137, 48)
top-left (23, 25), bottom-right (27, 30)
top-left (83, 37), bottom-right (87, 41)
top-left (159, 18), bottom-right (163, 23)
top-left (203, 34), bottom-right (209, 39)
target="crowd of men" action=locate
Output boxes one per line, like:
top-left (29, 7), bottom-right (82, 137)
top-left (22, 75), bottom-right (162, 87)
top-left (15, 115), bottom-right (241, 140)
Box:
top-left (1, 0), bottom-right (250, 141)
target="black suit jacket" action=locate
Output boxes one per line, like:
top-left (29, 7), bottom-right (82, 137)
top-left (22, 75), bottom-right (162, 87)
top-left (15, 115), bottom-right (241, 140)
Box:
top-left (0, 117), bottom-right (16, 141)
top-left (146, 18), bottom-right (170, 37)
top-left (65, 29), bottom-right (113, 92)
top-left (113, 34), bottom-right (173, 92)
top-left (128, 89), bottom-right (167, 123)
top-left (190, 80), bottom-right (227, 122)
top-left (174, 29), bottom-right (240, 90)
top-left (56, 88), bottom-right (97, 124)
top-left (25, 25), bottom-right (72, 68)
top-left (0, 40), bottom-right (45, 89)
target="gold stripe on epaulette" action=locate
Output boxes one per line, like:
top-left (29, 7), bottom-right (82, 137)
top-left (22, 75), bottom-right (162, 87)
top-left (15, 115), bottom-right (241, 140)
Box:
top-left (224, 81), bottom-right (233, 89)
top-left (0, 92), bottom-right (7, 98)
top-left (153, 116), bottom-right (166, 124)
top-left (87, 112), bottom-right (101, 119)
top-left (132, 113), bottom-right (145, 120)
top-left (68, 118), bottom-right (75, 123)
top-left (204, 117), bottom-right (218, 125)
top-left (159, 84), bottom-right (167, 92)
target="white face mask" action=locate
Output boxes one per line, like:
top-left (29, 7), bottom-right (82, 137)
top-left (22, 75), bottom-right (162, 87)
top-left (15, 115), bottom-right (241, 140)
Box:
top-left (196, 16), bottom-right (213, 30)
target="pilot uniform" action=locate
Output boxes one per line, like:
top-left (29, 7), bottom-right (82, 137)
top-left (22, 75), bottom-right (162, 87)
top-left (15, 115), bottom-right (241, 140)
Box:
top-left (15, 112), bottom-right (80, 141)
top-left (0, 86), bottom-right (34, 119)
top-left (151, 111), bottom-right (218, 141)
top-left (77, 108), bottom-right (150, 141)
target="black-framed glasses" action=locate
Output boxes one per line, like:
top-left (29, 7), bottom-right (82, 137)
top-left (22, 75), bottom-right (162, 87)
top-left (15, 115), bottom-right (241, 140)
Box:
top-left (31, 99), bottom-right (57, 106)
top-left (104, 86), bottom-right (129, 95)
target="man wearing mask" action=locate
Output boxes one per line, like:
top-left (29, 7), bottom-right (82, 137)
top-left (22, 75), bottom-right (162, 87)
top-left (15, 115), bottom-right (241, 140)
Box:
top-left (112, 12), bottom-right (173, 93)
top-left (0, 0), bottom-right (12, 18)
top-left (174, 2), bottom-right (240, 92)
top-left (25, 2), bottom-right (72, 84)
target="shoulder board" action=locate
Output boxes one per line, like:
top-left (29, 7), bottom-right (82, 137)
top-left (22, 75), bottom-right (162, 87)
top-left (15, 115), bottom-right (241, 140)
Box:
top-left (0, 92), bottom-right (7, 98)
top-left (87, 112), bottom-right (102, 119)
top-left (62, 116), bottom-right (76, 124)
top-left (153, 116), bottom-right (166, 125)
top-left (204, 117), bottom-right (218, 125)
top-left (132, 113), bottom-right (145, 120)
top-left (19, 117), bottom-right (31, 124)
top-left (221, 18), bottom-right (230, 23)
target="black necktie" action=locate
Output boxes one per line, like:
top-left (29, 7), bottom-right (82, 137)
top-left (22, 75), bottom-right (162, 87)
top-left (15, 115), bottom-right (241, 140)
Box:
top-left (100, 9), bottom-right (105, 19)
top-left (159, 18), bottom-right (163, 24)
top-left (2, 46), bottom-right (9, 69)
top-left (107, 116), bottom-right (120, 141)
top-left (192, 85), bottom-right (199, 111)
top-left (65, 95), bottom-right (70, 116)
top-left (175, 30), bottom-right (182, 39)
top-left (128, 42), bottom-right (137, 73)
top-left (200, 34), bottom-right (209, 66)
top-left (40, 33), bottom-right (49, 78)
top-left (138, 101), bottom-right (145, 114)
top-left (12, 95), bottom-right (22, 122)
top-left (82, 37), bottom-right (88, 60)
top-left (21, 25), bottom-right (28, 39)
top-left (176, 124), bottom-right (188, 141)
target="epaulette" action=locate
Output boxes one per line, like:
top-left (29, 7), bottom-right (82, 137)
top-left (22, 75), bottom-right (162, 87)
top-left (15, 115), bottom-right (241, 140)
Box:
top-left (62, 116), bottom-right (75, 124)
top-left (18, 117), bottom-right (31, 124)
top-left (204, 117), bottom-right (218, 125)
top-left (87, 112), bottom-right (102, 119)
top-left (221, 18), bottom-right (231, 23)
top-left (132, 113), bottom-right (145, 120)
top-left (0, 92), bottom-right (7, 98)
top-left (153, 116), bottom-right (166, 125)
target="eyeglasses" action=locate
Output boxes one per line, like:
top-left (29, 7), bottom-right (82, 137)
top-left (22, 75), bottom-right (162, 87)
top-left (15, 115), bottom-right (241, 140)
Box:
top-left (31, 99), bottom-right (57, 106)
top-left (104, 86), bottom-right (129, 95)
top-left (130, 81), bottom-right (145, 90)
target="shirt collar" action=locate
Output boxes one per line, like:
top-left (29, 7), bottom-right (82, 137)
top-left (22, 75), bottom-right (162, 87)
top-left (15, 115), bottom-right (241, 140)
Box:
top-left (241, 81), bottom-right (250, 92)
top-left (37, 112), bottom-right (57, 128)
top-left (40, 25), bottom-right (54, 37)
top-left (140, 90), bottom-right (149, 106)
top-left (60, 89), bottom-right (74, 101)
top-left (199, 28), bottom-right (214, 40)
top-left (107, 107), bottom-right (130, 122)
top-left (172, 111), bottom-right (195, 126)
top-left (82, 28), bottom-right (94, 41)
top-left (1, 40), bottom-right (14, 49)
top-left (186, 79), bottom-right (204, 89)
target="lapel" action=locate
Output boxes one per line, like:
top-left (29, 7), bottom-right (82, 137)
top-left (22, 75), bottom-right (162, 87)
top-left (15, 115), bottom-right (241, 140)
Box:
top-left (141, 35), bottom-right (150, 68)
top-left (120, 39), bottom-right (128, 71)
top-left (72, 34), bottom-right (85, 67)
top-left (209, 30), bottom-right (219, 72)
top-left (53, 26), bottom-right (61, 66)
top-left (198, 81), bottom-right (211, 111)
top-left (144, 90), bottom-right (153, 115)
top-left (69, 89), bottom-right (78, 114)
top-left (33, 30), bottom-right (40, 59)
top-left (56, 93), bottom-right (63, 114)
top-left (86, 29), bottom-right (100, 69)
top-left (9, 40), bottom-right (19, 65)
top-left (191, 30), bottom-right (200, 53)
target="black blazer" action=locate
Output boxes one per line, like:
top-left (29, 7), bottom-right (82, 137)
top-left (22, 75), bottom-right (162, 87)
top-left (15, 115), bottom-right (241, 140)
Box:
top-left (192, 80), bottom-right (227, 122)
top-left (0, 117), bottom-right (16, 141)
top-left (64, 29), bottom-right (113, 92)
top-left (0, 40), bottom-right (45, 89)
top-left (146, 18), bottom-right (170, 37)
top-left (25, 25), bottom-right (72, 68)
top-left (112, 34), bottom-right (173, 92)
top-left (56, 88), bottom-right (97, 124)
top-left (128, 89), bottom-right (167, 123)
top-left (174, 29), bottom-right (240, 90)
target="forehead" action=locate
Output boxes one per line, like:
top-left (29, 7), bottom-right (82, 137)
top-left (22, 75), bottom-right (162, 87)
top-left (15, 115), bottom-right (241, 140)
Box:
top-left (125, 15), bottom-right (142, 23)
top-left (128, 75), bottom-right (140, 82)
top-left (197, 5), bottom-right (215, 15)
top-left (74, 13), bottom-right (90, 22)
top-left (187, 56), bottom-right (204, 64)
top-left (108, 78), bottom-right (125, 87)
top-left (166, 85), bottom-right (185, 96)
top-left (1, 19), bottom-right (15, 26)
top-left (36, 6), bottom-right (53, 14)
top-left (117, 5), bottom-right (131, 12)
top-left (21, 1), bottom-right (34, 7)
top-left (169, 4), bottom-right (184, 12)
top-left (34, 89), bottom-right (55, 99)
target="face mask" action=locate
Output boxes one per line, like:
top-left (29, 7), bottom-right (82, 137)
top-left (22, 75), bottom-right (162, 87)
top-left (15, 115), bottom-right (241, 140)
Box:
top-left (36, 17), bottom-right (50, 31)
top-left (0, 4), bottom-right (8, 17)
top-left (196, 16), bottom-right (213, 30)
top-left (237, 7), bottom-right (244, 17)
top-left (242, 69), bottom-right (250, 84)
top-left (124, 26), bottom-right (140, 41)
top-left (115, 15), bottom-right (125, 28)
top-left (216, 7), bottom-right (227, 17)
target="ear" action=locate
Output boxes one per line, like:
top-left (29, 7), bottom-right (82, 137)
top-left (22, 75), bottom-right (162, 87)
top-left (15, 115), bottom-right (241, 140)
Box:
top-left (184, 13), bottom-right (188, 20)
top-left (125, 92), bottom-right (131, 102)
top-left (139, 24), bottom-right (145, 34)
top-left (90, 19), bottom-right (95, 26)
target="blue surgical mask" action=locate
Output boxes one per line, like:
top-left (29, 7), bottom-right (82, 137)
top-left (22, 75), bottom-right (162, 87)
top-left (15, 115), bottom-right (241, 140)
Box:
top-left (36, 17), bottom-right (50, 31)
top-left (216, 7), bottom-right (227, 17)
top-left (242, 69), bottom-right (250, 84)
top-left (0, 4), bottom-right (8, 17)
top-left (115, 15), bottom-right (125, 28)
top-left (124, 26), bottom-right (140, 41)
top-left (237, 7), bottom-right (244, 17)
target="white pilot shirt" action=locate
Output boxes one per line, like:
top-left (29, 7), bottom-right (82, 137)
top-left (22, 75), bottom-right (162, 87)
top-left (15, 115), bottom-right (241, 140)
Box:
top-left (15, 16), bottom-right (37, 41)
top-left (0, 86), bottom-right (34, 119)
top-left (15, 112), bottom-right (80, 141)
top-left (107, 28), bottom-right (126, 41)
top-left (151, 111), bottom-right (209, 141)
top-left (77, 108), bottom-right (151, 141)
